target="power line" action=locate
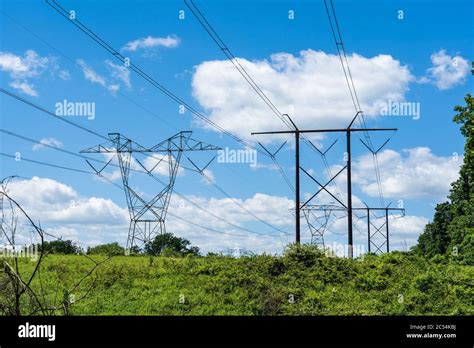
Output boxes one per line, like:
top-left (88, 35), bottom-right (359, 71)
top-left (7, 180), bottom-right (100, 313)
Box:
top-left (5, 4), bottom-right (293, 235)
top-left (0, 152), bottom-right (93, 175)
top-left (184, 0), bottom-right (297, 193)
top-left (2, 9), bottom-right (293, 234)
top-left (45, 0), bottom-right (266, 157)
top-left (0, 88), bottom-right (108, 141)
top-left (44, 0), bottom-right (299, 219)
top-left (185, 153), bottom-right (291, 234)
top-left (1, 89), bottom-right (289, 236)
top-left (0, 9), bottom-right (184, 132)
top-left (185, 0), bottom-right (365, 246)
top-left (1, 147), bottom-right (286, 238)
top-left (0, 93), bottom-right (200, 175)
top-left (323, 0), bottom-right (386, 206)
top-left (2, 125), bottom-right (282, 237)
top-left (1, 9), bottom-right (294, 226)
top-left (184, 0), bottom-right (293, 130)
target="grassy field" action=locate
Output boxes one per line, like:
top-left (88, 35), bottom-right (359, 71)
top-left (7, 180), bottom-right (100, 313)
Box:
top-left (5, 247), bottom-right (474, 315)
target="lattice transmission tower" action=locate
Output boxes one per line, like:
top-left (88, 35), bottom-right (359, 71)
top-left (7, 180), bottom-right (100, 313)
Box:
top-left (81, 131), bottom-right (220, 250)
top-left (301, 206), bottom-right (333, 248)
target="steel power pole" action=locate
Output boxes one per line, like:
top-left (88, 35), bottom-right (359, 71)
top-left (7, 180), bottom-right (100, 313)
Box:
top-left (252, 118), bottom-right (397, 257)
top-left (385, 208), bottom-right (390, 253)
top-left (361, 206), bottom-right (404, 254)
top-left (295, 130), bottom-right (301, 243)
top-left (346, 128), bottom-right (353, 258)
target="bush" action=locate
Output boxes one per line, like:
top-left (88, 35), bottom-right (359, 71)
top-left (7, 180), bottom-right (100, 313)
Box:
top-left (87, 242), bottom-right (125, 257)
top-left (283, 243), bottom-right (324, 267)
top-left (39, 240), bottom-right (82, 254)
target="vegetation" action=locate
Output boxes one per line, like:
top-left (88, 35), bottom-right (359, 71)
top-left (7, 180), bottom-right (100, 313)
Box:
top-left (144, 233), bottom-right (199, 257)
top-left (6, 245), bottom-right (472, 315)
top-left (39, 239), bottom-right (82, 254)
top-left (415, 63), bottom-right (474, 264)
top-left (1, 66), bottom-right (472, 316)
top-left (87, 242), bottom-right (125, 257)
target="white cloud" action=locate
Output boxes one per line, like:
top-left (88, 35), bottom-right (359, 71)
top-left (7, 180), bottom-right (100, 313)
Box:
top-left (192, 49), bottom-right (413, 142)
top-left (9, 80), bottom-right (38, 97)
top-left (105, 60), bottom-right (131, 88)
top-left (59, 70), bottom-right (71, 80)
top-left (389, 214), bottom-right (429, 235)
top-left (0, 50), bottom-right (49, 78)
top-left (96, 169), bottom-right (122, 183)
top-left (352, 147), bottom-right (461, 200)
top-left (121, 35), bottom-right (180, 52)
top-left (3, 176), bottom-right (294, 254)
top-left (107, 84), bottom-right (120, 94)
top-left (164, 192), bottom-right (294, 253)
top-left (2, 176), bottom-right (431, 254)
top-left (32, 137), bottom-right (63, 151)
top-left (0, 50), bottom-right (51, 96)
top-left (77, 59), bottom-right (132, 94)
top-left (201, 168), bottom-right (215, 185)
top-left (424, 50), bottom-right (470, 90)
top-left (5, 177), bottom-right (128, 225)
top-left (77, 59), bottom-right (107, 86)
top-left (168, 193), bottom-right (293, 232)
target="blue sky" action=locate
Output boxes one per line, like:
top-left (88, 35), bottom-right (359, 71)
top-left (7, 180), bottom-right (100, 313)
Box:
top-left (0, 0), bottom-right (473, 254)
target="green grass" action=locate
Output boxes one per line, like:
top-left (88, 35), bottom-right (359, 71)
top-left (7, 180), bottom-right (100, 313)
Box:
top-left (3, 248), bottom-right (474, 315)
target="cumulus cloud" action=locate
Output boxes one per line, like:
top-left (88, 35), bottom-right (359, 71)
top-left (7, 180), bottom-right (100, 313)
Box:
top-left (0, 50), bottom-right (49, 78)
top-left (2, 176), bottom-right (295, 253)
top-left (0, 50), bottom-right (51, 96)
top-left (2, 176), bottom-right (431, 254)
top-left (5, 177), bottom-right (128, 225)
top-left (32, 137), bottom-right (63, 151)
top-left (422, 50), bottom-right (470, 90)
top-left (9, 80), bottom-right (38, 97)
top-left (192, 49), bottom-right (413, 143)
top-left (121, 35), bottom-right (180, 52)
top-left (352, 147), bottom-right (461, 200)
top-left (164, 192), bottom-right (294, 253)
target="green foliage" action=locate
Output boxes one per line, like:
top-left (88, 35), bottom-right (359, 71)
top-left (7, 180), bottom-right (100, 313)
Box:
top-left (87, 242), bottom-right (125, 257)
top-left (9, 252), bottom-right (472, 315)
top-left (39, 240), bottom-right (82, 254)
top-left (415, 202), bottom-right (452, 256)
top-left (144, 233), bottom-right (200, 256)
top-left (283, 243), bottom-right (324, 267)
top-left (416, 66), bottom-right (474, 264)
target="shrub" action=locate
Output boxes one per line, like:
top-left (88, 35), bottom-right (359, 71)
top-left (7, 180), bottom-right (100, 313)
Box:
top-left (87, 242), bottom-right (125, 257)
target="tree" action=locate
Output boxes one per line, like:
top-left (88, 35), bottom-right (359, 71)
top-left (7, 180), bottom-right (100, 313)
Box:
top-left (144, 233), bottom-right (199, 256)
top-left (415, 62), bottom-right (474, 263)
top-left (415, 202), bottom-right (452, 256)
top-left (87, 242), bottom-right (125, 256)
top-left (39, 240), bottom-right (82, 254)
